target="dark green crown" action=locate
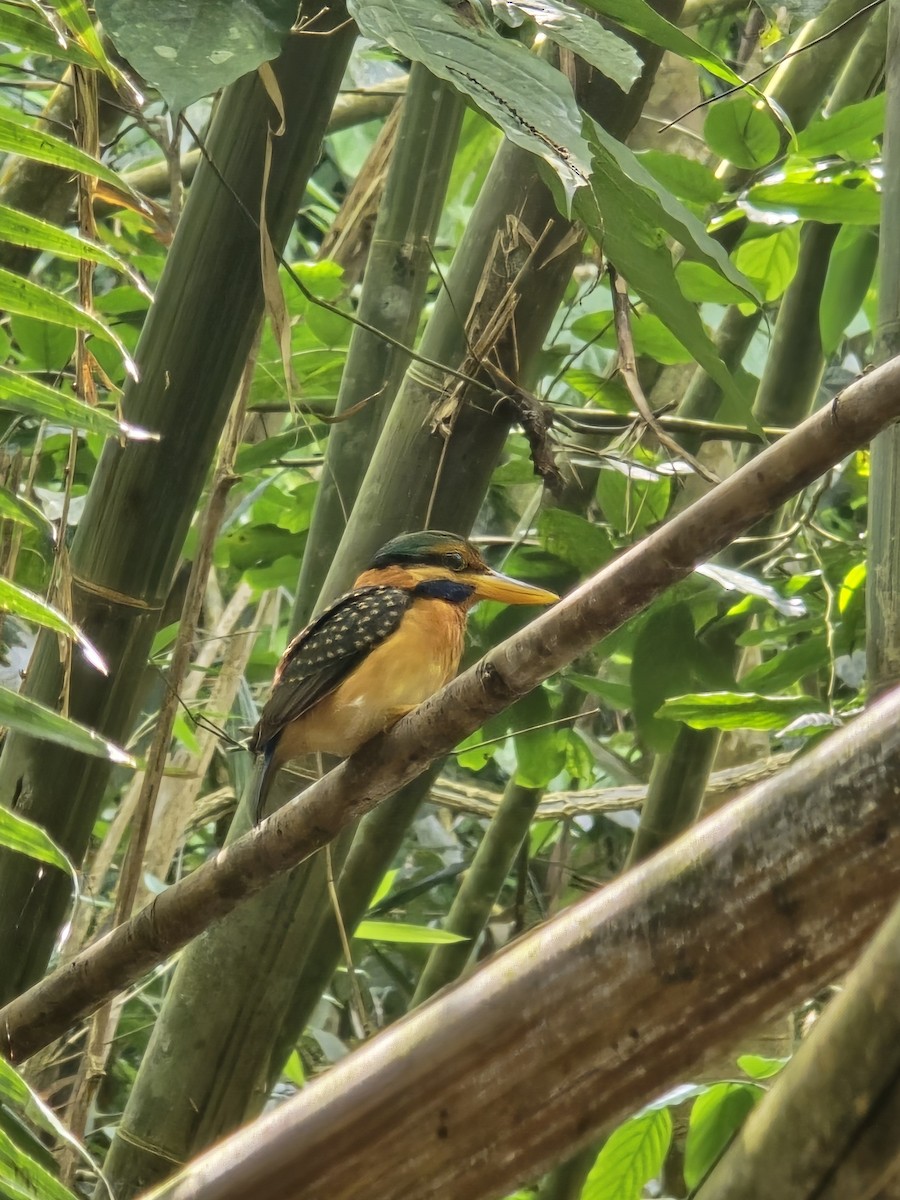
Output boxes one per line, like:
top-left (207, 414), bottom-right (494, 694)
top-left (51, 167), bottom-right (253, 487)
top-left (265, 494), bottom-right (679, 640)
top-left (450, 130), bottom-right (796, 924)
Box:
top-left (369, 530), bottom-right (482, 571)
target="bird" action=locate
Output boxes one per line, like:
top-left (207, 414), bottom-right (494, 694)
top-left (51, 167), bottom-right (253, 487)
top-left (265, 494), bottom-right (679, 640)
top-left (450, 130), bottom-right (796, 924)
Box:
top-left (249, 530), bottom-right (558, 822)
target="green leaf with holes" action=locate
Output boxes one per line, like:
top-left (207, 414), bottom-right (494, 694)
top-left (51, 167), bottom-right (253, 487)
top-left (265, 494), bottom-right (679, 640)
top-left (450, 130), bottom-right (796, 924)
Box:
top-left (96, 0), bottom-right (298, 113)
top-left (348, 0), bottom-right (590, 201)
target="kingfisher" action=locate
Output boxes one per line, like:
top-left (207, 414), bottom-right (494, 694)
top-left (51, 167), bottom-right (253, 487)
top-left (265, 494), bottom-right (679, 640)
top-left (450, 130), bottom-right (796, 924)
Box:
top-left (249, 530), bottom-right (558, 821)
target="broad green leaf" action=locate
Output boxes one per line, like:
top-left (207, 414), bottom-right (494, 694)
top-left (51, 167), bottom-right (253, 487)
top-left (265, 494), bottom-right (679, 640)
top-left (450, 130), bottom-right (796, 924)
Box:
top-left (10, 314), bottom-right (76, 374)
top-left (0, 487), bottom-right (53, 541)
top-left (733, 226), bottom-right (800, 303)
top-left (0, 204), bottom-right (147, 286)
top-left (0, 270), bottom-right (137, 377)
top-left (658, 691), bottom-right (826, 731)
top-left (819, 225), bottom-right (878, 353)
top-left (579, 0), bottom-right (747, 89)
top-left (578, 128), bottom-right (750, 405)
top-left (746, 177), bottom-right (880, 225)
top-left (704, 95), bottom-right (782, 169)
top-left (797, 93), bottom-right (885, 159)
top-left (696, 562), bottom-right (806, 617)
top-left (597, 458), bottom-right (670, 537)
top-left (590, 121), bottom-right (758, 301)
top-left (684, 1083), bottom-right (762, 1189)
top-left (514, 692), bottom-right (567, 788)
top-left (348, 0), bottom-right (591, 200)
top-left (354, 920), bottom-right (467, 944)
top-left (0, 365), bottom-right (131, 436)
top-left (570, 309), bottom-right (692, 364)
top-left (676, 261), bottom-right (749, 305)
top-left (637, 149), bottom-right (722, 206)
top-left (632, 602), bottom-right (696, 752)
top-left (0, 114), bottom-right (135, 194)
top-left (565, 672), bottom-right (631, 711)
top-left (0, 808), bottom-right (75, 878)
top-left (96, 0), bottom-right (297, 113)
top-left (0, 5), bottom-right (95, 65)
top-left (538, 509), bottom-right (613, 575)
top-left (582, 1108), bottom-right (672, 1200)
top-left (497, 0), bottom-right (642, 92)
top-left (741, 636), bottom-right (828, 692)
top-left (0, 684), bottom-right (135, 764)
top-left (0, 1124), bottom-right (79, 1200)
top-left (0, 578), bottom-right (105, 672)
top-left (737, 1053), bottom-right (790, 1080)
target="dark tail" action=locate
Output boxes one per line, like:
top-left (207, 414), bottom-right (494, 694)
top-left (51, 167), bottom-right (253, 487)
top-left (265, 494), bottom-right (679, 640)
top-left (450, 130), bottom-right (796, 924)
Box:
top-left (251, 743), bottom-right (279, 825)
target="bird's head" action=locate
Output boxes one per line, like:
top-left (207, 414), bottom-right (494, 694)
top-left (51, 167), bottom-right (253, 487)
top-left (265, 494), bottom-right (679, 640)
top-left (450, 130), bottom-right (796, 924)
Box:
top-left (358, 530), bottom-right (558, 607)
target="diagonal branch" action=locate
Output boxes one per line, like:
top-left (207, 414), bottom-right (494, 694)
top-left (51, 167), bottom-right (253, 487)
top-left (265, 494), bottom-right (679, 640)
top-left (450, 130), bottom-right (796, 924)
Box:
top-left (4, 354), bottom-right (900, 1063)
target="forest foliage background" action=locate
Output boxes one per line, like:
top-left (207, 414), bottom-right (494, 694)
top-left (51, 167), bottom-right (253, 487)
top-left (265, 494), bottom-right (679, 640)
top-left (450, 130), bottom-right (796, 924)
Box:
top-left (0, 0), bottom-right (894, 1197)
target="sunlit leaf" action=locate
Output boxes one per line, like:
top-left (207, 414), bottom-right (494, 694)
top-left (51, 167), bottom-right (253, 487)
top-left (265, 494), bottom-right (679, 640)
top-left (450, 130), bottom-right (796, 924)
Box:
top-left (658, 691), bottom-right (826, 731)
top-left (0, 205), bottom-right (149, 291)
top-left (0, 5), bottom-right (95, 65)
top-left (0, 685), bottom-right (135, 764)
top-left (582, 1108), bottom-right (672, 1200)
top-left (0, 365), bottom-right (136, 436)
top-left (0, 487), bottom-right (53, 541)
top-left (0, 808), bottom-right (75, 878)
top-left (0, 578), bottom-right (105, 672)
top-left (797, 93), bottom-right (885, 158)
top-left (354, 920), bottom-right (467, 944)
top-left (733, 226), bottom-right (800, 303)
top-left (0, 1124), bottom-right (79, 1200)
top-left (0, 270), bottom-right (137, 377)
top-left (0, 114), bottom-right (137, 195)
top-left (704, 95), bottom-right (782, 169)
top-left (745, 177), bottom-right (880, 225)
top-left (496, 0), bottom-right (642, 92)
top-left (737, 1053), bottom-right (790, 1080)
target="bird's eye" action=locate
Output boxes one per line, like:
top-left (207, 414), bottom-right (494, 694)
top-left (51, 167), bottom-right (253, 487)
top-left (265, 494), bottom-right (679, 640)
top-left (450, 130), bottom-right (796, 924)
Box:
top-left (443, 551), bottom-right (466, 571)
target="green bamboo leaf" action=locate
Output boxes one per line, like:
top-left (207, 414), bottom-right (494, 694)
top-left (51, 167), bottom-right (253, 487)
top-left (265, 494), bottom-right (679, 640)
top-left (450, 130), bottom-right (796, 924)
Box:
top-left (348, 0), bottom-right (591, 201)
top-left (0, 365), bottom-right (130, 435)
top-left (0, 1057), bottom-right (108, 1193)
top-left (0, 114), bottom-right (136, 195)
top-left (497, 0), bottom-right (642, 92)
top-left (0, 577), bottom-right (106, 672)
top-left (0, 270), bottom-right (137, 378)
top-left (0, 1125), bottom-right (79, 1200)
top-left (658, 691), bottom-right (826, 731)
top-left (684, 1083), bottom-right (762, 1189)
top-left (582, 1108), bottom-right (672, 1200)
top-left (0, 486), bottom-right (53, 541)
top-left (0, 684), bottom-right (135, 764)
top-left (578, 0), bottom-right (748, 88)
top-left (0, 807), bottom-right (75, 878)
top-left (47, 0), bottom-right (116, 76)
top-left (354, 920), bottom-right (468, 944)
top-left (0, 204), bottom-right (151, 292)
top-left (95, 0), bottom-right (298, 113)
top-left (0, 4), bottom-right (95, 66)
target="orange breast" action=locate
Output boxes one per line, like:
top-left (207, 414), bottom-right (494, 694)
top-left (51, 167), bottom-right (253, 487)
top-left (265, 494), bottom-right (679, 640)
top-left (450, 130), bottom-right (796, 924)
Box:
top-left (274, 600), bottom-right (466, 765)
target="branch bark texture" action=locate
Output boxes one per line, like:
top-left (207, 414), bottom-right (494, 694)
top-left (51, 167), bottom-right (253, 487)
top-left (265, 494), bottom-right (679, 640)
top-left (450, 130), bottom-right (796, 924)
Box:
top-left (3, 355), bottom-right (900, 1062)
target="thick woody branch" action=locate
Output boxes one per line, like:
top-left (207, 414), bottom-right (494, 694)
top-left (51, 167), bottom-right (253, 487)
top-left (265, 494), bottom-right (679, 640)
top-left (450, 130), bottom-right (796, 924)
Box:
top-left (4, 356), bottom-right (900, 1063)
top-left (147, 686), bottom-right (900, 1200)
